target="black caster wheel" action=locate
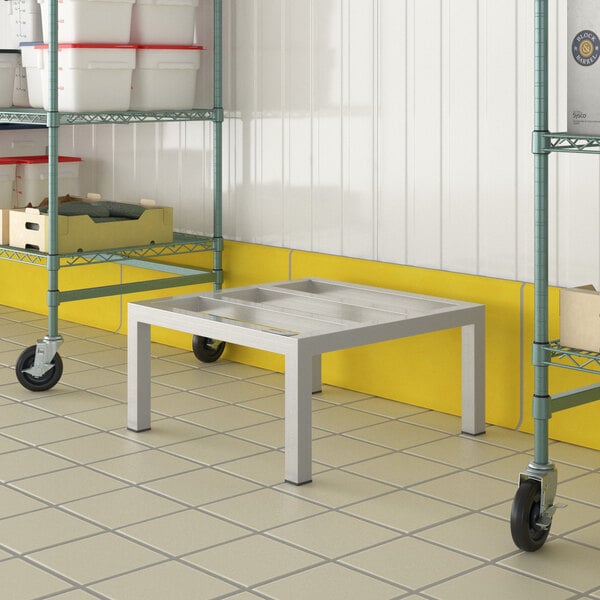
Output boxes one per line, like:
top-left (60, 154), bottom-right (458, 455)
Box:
top-left (15, 345), bottom-right (63, 392)
top-left (510, 479), bottom-right (551, 552)
top-left (192, 335), bottom-right (226, 363)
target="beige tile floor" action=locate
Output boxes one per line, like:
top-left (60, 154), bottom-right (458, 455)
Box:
top-left (0, 306), bottom-right (600, 600)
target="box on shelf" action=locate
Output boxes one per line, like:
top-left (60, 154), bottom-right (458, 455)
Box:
top-left (130, 45), bottom-right (203, 110)
top-left (38, 0), bottom-right (135, 44)
top-left (9, 204), bottom-right (174, 253)
top-left (38, 44), bottom-right (136, 112)
top-left (0, 158), bottom-right (19, 209)
top-left (568, 0), bottom-right (600, 134)
top-left (14, 155), bottom-right (82, 207)
top-left (0, 50), bottom-right (20, 107)
top-left (560, 285), bottom-right (600, 352)
top-left (130, 0), bottom-right (199, 45)
top-left (19, 42), bottom-right (43, 108)
top-left (8, 0), bottom-right (43, 44)
top-left (0, 210), bottom-right (10, 245)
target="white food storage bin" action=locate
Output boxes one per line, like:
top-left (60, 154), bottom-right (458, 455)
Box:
top-left (19, 42), bottom-right (43, 108)
top-left (8, 0), bottom-right (43, 44)
top-left (14, 155), bottom-right (82, 207)
top-left (39, 44), bottom-right (136, 112)
top-left (0, 159), bottom-right (19, 209)
top-left (13, 51), bottom-right (30, 107)
top-left (130, 0), bottom-right (199, 45)
top-left (130, 45), bottom-right (203, 110)
top-left (0, 51), bottom-right (20, 107)
top-left (38, 0), bottom-right (136, 44)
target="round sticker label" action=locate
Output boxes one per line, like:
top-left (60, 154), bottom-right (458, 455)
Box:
top-left (572, 30), bottom-right (600, 66)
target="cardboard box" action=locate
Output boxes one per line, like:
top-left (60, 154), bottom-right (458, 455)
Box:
top-left (560, 285), bottom-right (600, 351)
top-left (0, 209), bottom-right (10, 245)
top-left (568, 0), bottom-right (600, 134)
top-left (9, 205), bottom-right (173, 253)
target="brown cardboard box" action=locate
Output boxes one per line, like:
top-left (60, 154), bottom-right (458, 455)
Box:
top-left (9, 205), bottom-right (173, 253)
top-left (560, 285), bottom-right (600, 351)
top-left (0, 209), bottom-right (9, 245)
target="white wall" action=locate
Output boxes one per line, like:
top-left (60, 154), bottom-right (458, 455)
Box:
top-left (1, 0), bottom-right (598, 287)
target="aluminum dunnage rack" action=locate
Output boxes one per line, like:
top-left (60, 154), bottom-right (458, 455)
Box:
top-left (127, 278), bottom-right (486, 485)
top-left (509, 0), bottom-right (600, 551)
top-left (0, 1), bottom-right (225, 390)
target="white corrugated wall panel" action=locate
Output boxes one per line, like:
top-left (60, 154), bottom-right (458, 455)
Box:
top-left (6, 0), bottom-right (600, 287)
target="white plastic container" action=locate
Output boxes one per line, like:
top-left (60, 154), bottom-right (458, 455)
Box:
top-left (38, 0), bottom-right (136, 44)
top-left (39, 44), bottom-right (136, 112)
top-left (12, 52), bottom-right (30, 107)
top-left (14, 155), bottom-right (82, 207)
top-left (8, 0), bottom-right (43, 44)
top-left (130, 0), bottom-right (199, 45)
top-left (0, 51), bottom-right (20, 107)
top-left (0, 159), bottom-right (19, 209)
top-left (130, 45), bottom-right (202, 110)
top-left (19, 43), bottom-right (43, 108)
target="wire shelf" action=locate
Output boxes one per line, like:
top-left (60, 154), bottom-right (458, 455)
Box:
top-left (545, 341), bottom-right (600, 375)
top-left (0, 108), bottom-right (216, 126)
top-left (0, 232), bottom-right (214, 268)
top-left (544, 133), bottom-right (600, 154)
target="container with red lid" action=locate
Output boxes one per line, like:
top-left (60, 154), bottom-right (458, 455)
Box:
top-left (0, 157), bottom-right (20, 210)
top-left (13, 155), bottom-right (82, 207)
top-left (36, 44), bottom-right (136, 112)
top-left (130, 45), bottom-right (203, 110)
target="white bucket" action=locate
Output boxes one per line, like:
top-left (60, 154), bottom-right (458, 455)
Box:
top-left (14, 155), bottom-right (82, 207)
top-left (38, 0), bottom-right (136, 44)
top-left (130, 0), bottom-right (199, 45)
top-left (0, 160), bottom-right (18, 209)
top-left (39, 44), bottom-right (136, 112)
top-left (8, 0), bottom-right (43, 44)
top-left (19, 43), bottom-right (43, 108)
top-left (130, 45), bottom-right (202, 110)
top-left (0, 52), bottom-right (20, 107)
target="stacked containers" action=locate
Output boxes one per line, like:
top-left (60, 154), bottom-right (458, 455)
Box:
top-left (25, 0), bottom-right (203, 111)
top-left (129, 0), bottom-right (202, 110)
top-left (35, 0), bottom-right (137, 111)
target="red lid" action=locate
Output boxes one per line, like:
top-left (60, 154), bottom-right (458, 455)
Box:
top-left (12, 155), bottom-right (82, 164)
top-left (135, 45), bottom-right (204, 50)
top-left (35, 44), bottom-right (136, 50)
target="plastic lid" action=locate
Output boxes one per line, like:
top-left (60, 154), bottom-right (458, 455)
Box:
top-left (19, 42), bottom-right (43, 47)
top-left (135, 45), bottom-right (204, 50)
top-left (12, 155), bottom-right (82, 164)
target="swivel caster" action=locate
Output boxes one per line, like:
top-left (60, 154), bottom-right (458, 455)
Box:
top-left (192, 335), bottom-right (226, 363)
top-left (16, 345), bottom-right (63, 391)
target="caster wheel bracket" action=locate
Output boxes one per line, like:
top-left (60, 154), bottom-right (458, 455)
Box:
top-left (519, 463), bottom-right (558, 525)
top-left (23, 338), bottom-right (62, 378)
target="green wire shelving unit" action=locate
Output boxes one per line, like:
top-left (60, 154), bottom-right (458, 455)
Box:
top-left (0, 0), bottom-right (225, 390)
top-left (510, 0), bottom-right (600, 552)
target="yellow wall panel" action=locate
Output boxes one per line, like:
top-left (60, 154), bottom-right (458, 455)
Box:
top-left (2, 240), bottom-right (600, 450)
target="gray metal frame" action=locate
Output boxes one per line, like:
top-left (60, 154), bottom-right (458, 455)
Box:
top-left (0, 0), bottom-right (224, 381)
top-left (127, 278), bottom-right (486, 485)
